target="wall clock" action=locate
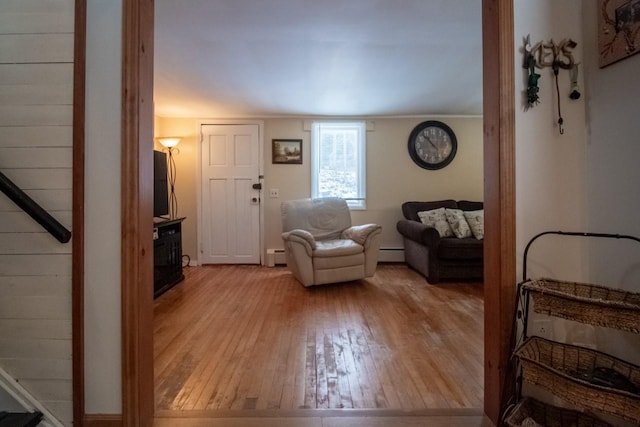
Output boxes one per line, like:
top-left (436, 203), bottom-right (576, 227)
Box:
top-left (408, 120), bottom-right (457, 170)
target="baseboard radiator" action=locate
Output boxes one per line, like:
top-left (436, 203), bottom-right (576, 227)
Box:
top-left (266, 247), bottom-right (404, 267)
top-left (0, 368), bottom-right (64, 427)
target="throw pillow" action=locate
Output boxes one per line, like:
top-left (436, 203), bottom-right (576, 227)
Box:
top-left (463, 209), bottom-right (484, 240)
top-left (444, 208), bottom-right (473, 238)
top-left (417, 208), bottom-right (453, 237)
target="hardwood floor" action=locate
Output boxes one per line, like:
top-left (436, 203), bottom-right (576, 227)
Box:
top-left (153, 264), bottom-right (484, 413)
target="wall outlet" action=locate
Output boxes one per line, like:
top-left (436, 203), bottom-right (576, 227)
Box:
top-left (269, 188), bottom-right (279, 198)
top-left (531, 318), bottom-right (553, 339)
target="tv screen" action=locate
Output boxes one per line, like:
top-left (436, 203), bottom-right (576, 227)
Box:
top-left (153, 150), bottom-right (169, 218)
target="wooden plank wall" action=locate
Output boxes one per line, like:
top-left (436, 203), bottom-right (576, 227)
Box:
top-left (0, 0), bottom-right (75, 424)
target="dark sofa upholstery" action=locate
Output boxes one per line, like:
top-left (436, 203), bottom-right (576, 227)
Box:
top-left (396, 199), bottom-right (483, 283)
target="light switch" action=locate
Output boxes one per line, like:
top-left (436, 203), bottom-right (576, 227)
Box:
top-left (269, 188), bottom-right (279, 198)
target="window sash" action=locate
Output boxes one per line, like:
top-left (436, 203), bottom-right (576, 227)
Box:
top-left (311, 121), bottom-right (366, 209)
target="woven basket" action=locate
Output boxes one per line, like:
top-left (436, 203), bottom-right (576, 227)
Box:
top-left (515, 337), bottom-right (640, 422)
top-left (522, 278), bottom-right (640, 333)
top-left (505, 397), bottom-right (612, 427)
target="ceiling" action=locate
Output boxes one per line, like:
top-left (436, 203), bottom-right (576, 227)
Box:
top-left (153, 0), bottom-right (483, 118)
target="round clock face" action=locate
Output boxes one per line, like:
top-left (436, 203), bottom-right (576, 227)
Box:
top-left (408, 121), bottom-right (457, 170)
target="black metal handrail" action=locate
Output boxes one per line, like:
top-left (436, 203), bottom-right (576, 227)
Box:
top-left (0, 171), bottom-right (71, 243)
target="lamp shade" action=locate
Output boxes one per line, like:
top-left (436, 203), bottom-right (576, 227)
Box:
top-left (157, 137), bottom-right (181, 148)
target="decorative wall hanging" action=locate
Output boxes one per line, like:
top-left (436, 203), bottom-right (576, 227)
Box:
top-left (523, 42), bottom-right (541, 108)
top-left (272, 139), bottom-right (302, 164)
top-left (522, 35), bottom-right (580, 135)
top-left (599, 0), bottom-right (640, 68)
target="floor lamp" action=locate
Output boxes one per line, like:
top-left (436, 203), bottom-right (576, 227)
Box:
top-left (157, 137), bottom-right (181, 219)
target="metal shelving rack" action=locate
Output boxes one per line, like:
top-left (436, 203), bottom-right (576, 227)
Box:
top-left (509, 231), bottom-right (640, 426)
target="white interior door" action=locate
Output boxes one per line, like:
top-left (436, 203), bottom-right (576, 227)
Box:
top-left (200, 124), bottom-right (261, 264)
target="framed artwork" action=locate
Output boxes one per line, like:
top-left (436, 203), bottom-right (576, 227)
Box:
top-left (272, 139), bottom-right (302, 164)
top-left (598, 0), bottom-right (640, 67)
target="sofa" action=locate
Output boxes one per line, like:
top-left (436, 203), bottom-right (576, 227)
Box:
top-left (281, 197), bottom-right (382, 287)
top-left (396, 200), bottom-right (484, 283)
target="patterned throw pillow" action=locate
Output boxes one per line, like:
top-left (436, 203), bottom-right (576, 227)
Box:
top-left (417, 208), bottom-right (453, 237)
top-left (463, 209), bottom-right (484, 240)
top-left (444, 208), bottom-right (473, 238)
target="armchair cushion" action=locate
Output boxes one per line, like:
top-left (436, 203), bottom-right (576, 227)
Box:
top-left (282, 229), bottom-right (316, 249)
top-left (341, 223), bottom-right (382, 245)
top-left (281, 229), bottom-right (316, 256)
top-left (314, 239), bottom-right (363, 257)
top-left (281, 197), bottom-right (351, 241)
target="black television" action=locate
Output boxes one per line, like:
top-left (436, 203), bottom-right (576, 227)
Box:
top-left (153, 150), bottom-right (169, 218)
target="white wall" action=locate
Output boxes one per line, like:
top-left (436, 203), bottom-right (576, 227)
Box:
top-left (514, 0), bottom-right (588, 406)
top-left (0, 0), bottom-right (75, 424)
top-left (514, 1), bottom-right (588, 283)
top-left (514, 3), bottom-right (640, 423)
top-left (582, 2), bottom-right (640, 291)
top-left (155, 116), bottom-right (484, 262)
top-left (84, 0), bottom-right (123, 414)
top-left (582, 2), bottom-right (640, 370)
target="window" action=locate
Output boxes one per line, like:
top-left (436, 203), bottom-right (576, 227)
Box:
top-left (311, 121), bottom-right (366, 209)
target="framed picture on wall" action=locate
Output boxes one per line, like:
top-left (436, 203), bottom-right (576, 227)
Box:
top-left (598, 0), bottom-right (640, 67)
top-left (272, 139), bottom-right (302, 164)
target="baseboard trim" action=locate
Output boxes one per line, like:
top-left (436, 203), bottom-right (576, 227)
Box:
top-left (266, 248), bottom-right (286, 267)
top-left (378, 247), bottom-right (404, 262)
top-left (155, 407), bottom-right (484, 418)
top-left (83, 414), bottom-right (123, 427)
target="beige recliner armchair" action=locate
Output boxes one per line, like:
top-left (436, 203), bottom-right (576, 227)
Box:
top-left (281, 197), bottom-right (382, 287)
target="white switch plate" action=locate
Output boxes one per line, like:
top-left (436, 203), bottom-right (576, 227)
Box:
top-left (269, 188), bottom-right (279, 198)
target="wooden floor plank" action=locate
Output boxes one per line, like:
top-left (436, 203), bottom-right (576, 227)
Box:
top-left (154, 264), bottom-right (484, 412)
top-left (184, 269), bottom-right (262, 409)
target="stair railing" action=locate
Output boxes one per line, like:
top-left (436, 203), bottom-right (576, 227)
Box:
top-left (0, 368), bottom-right (65, 427)
top-left (0, 171), bottom-right (71, 243)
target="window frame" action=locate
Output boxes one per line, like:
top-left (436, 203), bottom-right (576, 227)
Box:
top-left (311, 120), bottom-right (367, 210)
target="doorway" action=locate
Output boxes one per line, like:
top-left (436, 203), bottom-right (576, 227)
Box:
top-left (199, 123), bottom-right (262, 265)
top-left (119, 1), bottom-right (516, 426)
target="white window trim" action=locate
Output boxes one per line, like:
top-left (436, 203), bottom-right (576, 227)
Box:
top-left (311, 120), bottom-right (366, 210)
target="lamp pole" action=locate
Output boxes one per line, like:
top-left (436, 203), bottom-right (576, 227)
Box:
top-left (157, 137), bottom-right (181, 219)
top-left (167, 146), bottom-right (177, 219)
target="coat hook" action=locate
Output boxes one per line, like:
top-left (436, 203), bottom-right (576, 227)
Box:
top-left (553, 61), bottom-right (565, 135)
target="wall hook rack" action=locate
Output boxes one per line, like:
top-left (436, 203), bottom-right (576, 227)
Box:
top-left (523, 35), bottom-right (580, 134)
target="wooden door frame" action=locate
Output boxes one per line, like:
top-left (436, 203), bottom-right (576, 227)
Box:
top-left (481, 0), bottom-right (516, 421)
top-left (119, 1), bottom-right (515, 426)
top-left (197, 120), bottom-right (265, 267)
top-left (121, 0), bottom-right (155, 426)
top-left (72, 0), bottom-right (86, 424)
